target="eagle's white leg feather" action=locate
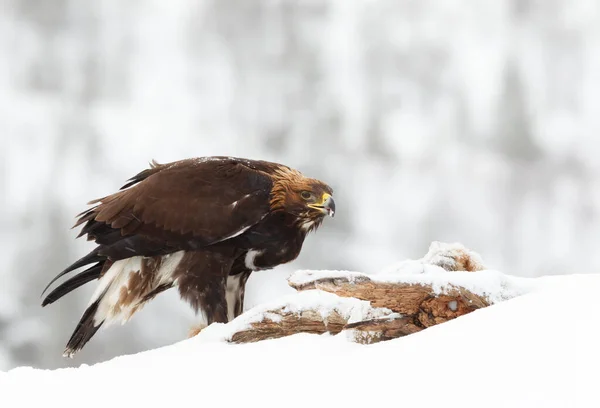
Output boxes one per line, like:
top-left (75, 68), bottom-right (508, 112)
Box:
top-left (91, 251), bottom-right (185, 326)
top-left (226, 274), bottom-right (244, 321)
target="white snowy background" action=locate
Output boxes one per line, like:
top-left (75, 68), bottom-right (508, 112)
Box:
top-left (1, 0), bottom-right (599, 371)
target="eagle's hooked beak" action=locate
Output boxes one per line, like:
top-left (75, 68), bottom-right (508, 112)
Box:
top-left (310, 193), bottom-right (335, 217)
top-left (323, 194), bottom-right (335, 217)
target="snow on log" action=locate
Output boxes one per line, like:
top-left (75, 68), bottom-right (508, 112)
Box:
top-left (207, 242), bottom-right (527, 345)
top-left (198, 290), bottom-right (397, 344)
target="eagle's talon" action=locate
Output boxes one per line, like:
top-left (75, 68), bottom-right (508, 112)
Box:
top-left (188, 324), bottom-right (208, 338)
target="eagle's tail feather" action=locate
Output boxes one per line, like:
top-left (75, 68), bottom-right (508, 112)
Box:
top-left (41, 264), bottom-right (103, 307)
top-left (63, 298), bottom-right (104, 358)
top-left (40, 249), bottom-right (104, 298)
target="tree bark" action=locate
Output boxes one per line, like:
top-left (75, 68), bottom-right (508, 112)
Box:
top-left (230, 309), bottom-right (348, 343)
top-left (345, 316), bottom-right (421, 344)
top-left (289, 276), bottom-right (489, 320)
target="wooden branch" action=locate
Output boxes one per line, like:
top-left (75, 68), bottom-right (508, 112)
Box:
top-left (289, 277), bottom-right (489, 322)
top-left (230, 309), bottom-right (348, 343)
top-left (345, 316), bottom-right (421, 344)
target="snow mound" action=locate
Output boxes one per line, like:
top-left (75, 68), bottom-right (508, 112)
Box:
top-left (1, 273), bottom-right (599, 407)
top-left (0, 242), bottom-right (595, 406)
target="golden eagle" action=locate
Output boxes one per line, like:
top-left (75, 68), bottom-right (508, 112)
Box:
top-left (41, 157), bottom-right (335, 357)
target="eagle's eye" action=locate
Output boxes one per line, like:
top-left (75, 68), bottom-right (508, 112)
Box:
top-left (300, 191), bottom-right (313, 201)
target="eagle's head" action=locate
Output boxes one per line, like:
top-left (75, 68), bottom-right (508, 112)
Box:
top-left (270, 167), bottom-right (335, 232)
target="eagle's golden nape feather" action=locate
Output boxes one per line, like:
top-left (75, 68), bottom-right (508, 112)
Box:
top-left (42, 156), bottom-right (335, 358)
top-left (267, 165), bottom-right (304, 212)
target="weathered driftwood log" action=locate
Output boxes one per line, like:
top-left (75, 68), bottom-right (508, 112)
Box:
top-left (230, 312), bottom-right (422, 346)
top-left (289, 277), bottom-right (489, 324)
top-left (345, 316), bottom-right (421, 344)
top-left (222, 242), bottom-right (495, 345)
top-left (230, 309), bottom-right (348, 343)
top-left (227, 276), bottom-right (490, 344)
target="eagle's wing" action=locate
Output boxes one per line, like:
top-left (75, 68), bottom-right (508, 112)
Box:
top-left (80, 157), bottom-right (273, 247)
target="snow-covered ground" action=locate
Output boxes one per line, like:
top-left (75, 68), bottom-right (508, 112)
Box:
top-left (1, 267), bottom-right (598, 407)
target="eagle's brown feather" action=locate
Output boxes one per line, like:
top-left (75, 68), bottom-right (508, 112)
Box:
top-left (81, 158), bottom-right (272, 244)
top-left (41, 156), bottom-right (335, 358)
